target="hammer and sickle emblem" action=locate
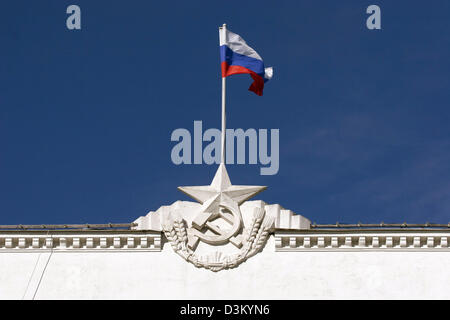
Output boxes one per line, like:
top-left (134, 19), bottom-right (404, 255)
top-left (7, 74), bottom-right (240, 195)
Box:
top-left (178, 164), bottom-right (266, 250)
top-left (187, 193), bottom-right (244, 249)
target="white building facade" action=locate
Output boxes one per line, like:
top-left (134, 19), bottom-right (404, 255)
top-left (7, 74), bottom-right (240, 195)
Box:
top-left (0, 201), bottom-right (449, 300)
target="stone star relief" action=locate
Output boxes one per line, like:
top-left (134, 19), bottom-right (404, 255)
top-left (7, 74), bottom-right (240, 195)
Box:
top-left (178, 163), bottom-right (266, 249)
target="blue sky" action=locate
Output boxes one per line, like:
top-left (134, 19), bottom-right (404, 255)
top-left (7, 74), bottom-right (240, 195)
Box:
top-left (1, 1), bottom-right (449, 225)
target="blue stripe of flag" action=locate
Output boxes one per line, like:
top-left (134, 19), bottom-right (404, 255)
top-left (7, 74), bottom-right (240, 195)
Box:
top-left (220, 45), bottom-right (265, 76)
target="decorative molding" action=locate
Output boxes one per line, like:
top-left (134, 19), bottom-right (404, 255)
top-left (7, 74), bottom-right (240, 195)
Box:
top-left (134, 201), bottom-right (311, 233)
top-left (1, 229), bottom-right (450, 254)
top-left (274, 231), bottom-right (450, 251)
top-left (162, 206), bottom-right (274, 272)
top-left (131, 164), bottom-right (311, 272)
top-left (0, 232), bottom-right (161, 252)
top-left (263, 204), bottom-right (310, 230)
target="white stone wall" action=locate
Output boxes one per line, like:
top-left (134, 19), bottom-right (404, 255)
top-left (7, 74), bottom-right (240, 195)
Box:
top-left (1, 236), bottom-right (449, 300)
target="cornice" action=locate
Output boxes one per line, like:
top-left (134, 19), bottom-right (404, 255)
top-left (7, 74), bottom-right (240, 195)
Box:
top-left (274, 230), bottom-right (450, 251)
top-left (0, 231), bottom-right (161, 252)
top-left (1, 229), bottom-right (449, 252)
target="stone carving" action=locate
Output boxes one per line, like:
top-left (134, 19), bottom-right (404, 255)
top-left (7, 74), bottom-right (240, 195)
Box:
top-left (130, 164), bottom-right (311, 271)
top-left (162, 206), bottom-right (274, 272)
top-left (161, 164), bottom-right (275, 271)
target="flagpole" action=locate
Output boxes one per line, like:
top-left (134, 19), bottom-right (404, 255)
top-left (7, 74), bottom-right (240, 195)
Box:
top-left (220, 23), bottom-right (227, 165)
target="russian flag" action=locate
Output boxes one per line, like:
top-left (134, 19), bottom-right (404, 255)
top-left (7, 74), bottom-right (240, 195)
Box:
top-left (219, 26), bottom-right (273, 96)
